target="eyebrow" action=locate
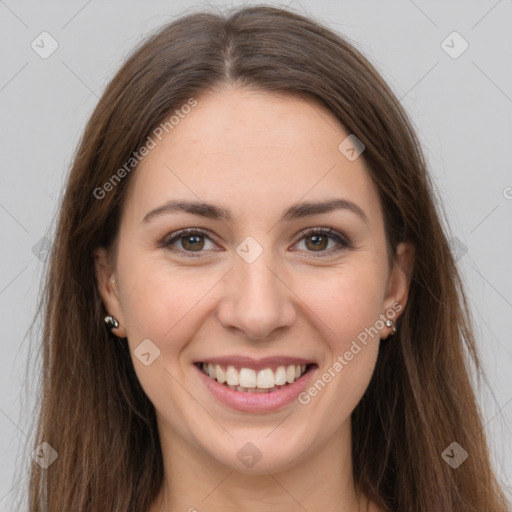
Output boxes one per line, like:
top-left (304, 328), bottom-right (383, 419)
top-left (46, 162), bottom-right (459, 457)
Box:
top-left (142, 198), bottom-right (368, 224)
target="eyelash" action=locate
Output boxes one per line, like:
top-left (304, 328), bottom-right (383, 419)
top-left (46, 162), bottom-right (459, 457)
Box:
top-left (159, 227), bottom-right (352, 258)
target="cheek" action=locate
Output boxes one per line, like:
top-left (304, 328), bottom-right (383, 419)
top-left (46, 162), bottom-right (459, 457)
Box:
top-left (289, 264), bottom-right (386, 444)
top-left (116, 249), bottom-right (221, 350)
top-left (295, 259), bottom-right (387, 349)
top-left (295, 268), bottom-right (384, 424)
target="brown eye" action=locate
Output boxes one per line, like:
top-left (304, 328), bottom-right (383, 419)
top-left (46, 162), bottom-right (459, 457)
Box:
top-left (161, 228), bottom-right (217, 256)
top-left (181, 234), bottom-right (205, 251)
top-left (305, 234), bottom-right (329, 251)
top-left (293, 228), bottom-right (351, 257)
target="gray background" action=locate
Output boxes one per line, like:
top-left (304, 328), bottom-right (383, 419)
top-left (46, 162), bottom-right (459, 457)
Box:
top-left (0, 0), bottom-right (511, 509)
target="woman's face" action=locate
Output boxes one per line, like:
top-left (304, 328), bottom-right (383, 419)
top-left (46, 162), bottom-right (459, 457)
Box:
top-left (96, 87), bottom-right (413, 474)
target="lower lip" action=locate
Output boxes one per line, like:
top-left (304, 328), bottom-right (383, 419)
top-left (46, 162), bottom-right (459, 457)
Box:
top-left (194, 364), bottom-right (317, 413)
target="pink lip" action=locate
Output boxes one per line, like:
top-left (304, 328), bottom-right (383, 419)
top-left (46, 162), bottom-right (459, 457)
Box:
top-left (195, 355), bottom-right (315, 371)
top-left (194, 363), bottom-right (317, 413)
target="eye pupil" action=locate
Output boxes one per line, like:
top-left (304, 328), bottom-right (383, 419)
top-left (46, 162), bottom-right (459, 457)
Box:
top-left (182, 235), bottom-right (204, 251)
top-left (306, 234), bottom-right (328, 251)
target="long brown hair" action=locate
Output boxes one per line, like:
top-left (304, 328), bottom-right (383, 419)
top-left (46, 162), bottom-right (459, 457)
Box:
top-left (20, 5), bottom-right (509, 511)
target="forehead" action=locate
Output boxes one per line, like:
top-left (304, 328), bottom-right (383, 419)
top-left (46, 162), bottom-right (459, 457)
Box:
top-left (124, 87), bottom-right (382, 225)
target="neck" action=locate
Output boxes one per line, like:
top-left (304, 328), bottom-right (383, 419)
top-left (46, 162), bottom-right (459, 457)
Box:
top-left (150, 418), bottom-right (371, 512)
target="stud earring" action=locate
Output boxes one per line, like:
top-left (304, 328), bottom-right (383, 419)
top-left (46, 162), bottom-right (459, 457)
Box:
top-left (104, 315), bottom-right (119, 330)
top-left (385, 319), bottom-right (397, 335)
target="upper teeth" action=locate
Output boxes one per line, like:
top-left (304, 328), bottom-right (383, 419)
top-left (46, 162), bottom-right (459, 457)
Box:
top-left (201, 363), bottom-right (307, 389)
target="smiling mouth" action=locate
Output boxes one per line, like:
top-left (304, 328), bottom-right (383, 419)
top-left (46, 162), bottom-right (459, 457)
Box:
top-left (195, 362), bottom-right (315, 393)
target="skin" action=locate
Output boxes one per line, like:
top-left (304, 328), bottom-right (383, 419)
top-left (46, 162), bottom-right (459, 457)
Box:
top-left (96, 87), bottom-right (414, 512)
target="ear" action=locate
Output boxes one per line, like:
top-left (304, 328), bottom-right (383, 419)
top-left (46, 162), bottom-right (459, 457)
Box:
top-left (382, 241), bottom-right (415, 336)
top-left (94, 247), bottom-right (127, 338)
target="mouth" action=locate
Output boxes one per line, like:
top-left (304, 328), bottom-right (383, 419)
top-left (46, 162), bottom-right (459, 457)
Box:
top-left (194, 361), bottom-right (315, 394)
top-left (194, 358), bottom-right (318, 412)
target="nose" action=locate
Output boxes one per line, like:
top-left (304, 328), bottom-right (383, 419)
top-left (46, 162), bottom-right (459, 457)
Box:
top-left (216, 251), bottom-right (297, 341)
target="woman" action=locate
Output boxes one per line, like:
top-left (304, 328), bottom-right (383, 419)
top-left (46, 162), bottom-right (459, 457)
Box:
top-left (24, 5), bottom-right (509, 511)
